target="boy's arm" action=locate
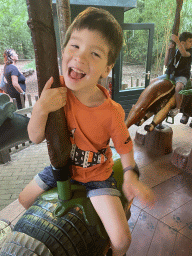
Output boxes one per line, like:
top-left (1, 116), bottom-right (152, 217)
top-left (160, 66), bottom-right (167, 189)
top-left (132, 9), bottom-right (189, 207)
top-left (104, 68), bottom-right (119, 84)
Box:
top-left (120, 150), bottom-right (136, 174)
top-left (120, 151), bottom-right (154, 205)
top-left (28, 101), bottom-right (48, 143)
top-left (28, 77), bottom-right (67, 144)
top-left (172, 34), bottom-right (191, 57)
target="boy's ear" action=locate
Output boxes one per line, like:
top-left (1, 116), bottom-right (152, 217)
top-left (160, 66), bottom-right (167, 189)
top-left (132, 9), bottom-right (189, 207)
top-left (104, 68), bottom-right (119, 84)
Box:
top-left (101, 64), bottom-right (114, 79)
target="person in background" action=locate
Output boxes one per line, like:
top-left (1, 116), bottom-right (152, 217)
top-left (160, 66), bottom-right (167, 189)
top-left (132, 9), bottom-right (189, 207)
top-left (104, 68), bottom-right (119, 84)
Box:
top-left (149, 32), bottom-right (192, 118)
top-left (165, 32), bottom-right (192, 117)
top-left (3, 49), bottom-right (26, 109)
top-left (180, 77), bottom-right (192, 128)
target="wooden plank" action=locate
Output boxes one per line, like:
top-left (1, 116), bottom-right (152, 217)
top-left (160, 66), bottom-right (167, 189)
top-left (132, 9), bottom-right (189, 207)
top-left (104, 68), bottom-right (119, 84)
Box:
top-left (0, 200), bottom-right (25, 224)
top-left (20, 93), bottom-right (25, 108)
top-left (161, 200), bottom-right (192, 232)
top-left (147, 221), bottom-right (176, 256)
top-left (144, 187), bottom-right (192, 219)
top-left (128, 204), bottom-right (142, 233)
top-left (126, 210), bottom-right (158, 256)
top-left (172, 233), bottom-right (192, 256)
top-left (179, 221), bottom-right (192, 240)
top-left (27, 94), bottom-right (32, 106)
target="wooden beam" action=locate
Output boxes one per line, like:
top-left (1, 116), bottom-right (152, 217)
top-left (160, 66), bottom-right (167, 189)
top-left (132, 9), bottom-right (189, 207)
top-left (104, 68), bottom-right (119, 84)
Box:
top-left (26, 0), bottom-right (71, 168)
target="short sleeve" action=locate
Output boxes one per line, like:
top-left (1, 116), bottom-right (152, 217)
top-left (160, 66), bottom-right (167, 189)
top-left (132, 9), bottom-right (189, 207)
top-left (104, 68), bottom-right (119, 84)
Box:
top-left (10, 65), bottom-right (19, 77)
top-left (110, 103), bottom-right (133, 154)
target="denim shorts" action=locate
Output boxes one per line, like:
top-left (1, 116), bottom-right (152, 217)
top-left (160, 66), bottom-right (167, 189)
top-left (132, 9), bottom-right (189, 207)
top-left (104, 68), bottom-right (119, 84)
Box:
top-left (158, 74), bottom-right (188, 86)
top-left (34, 165), bottom-right (121, 198)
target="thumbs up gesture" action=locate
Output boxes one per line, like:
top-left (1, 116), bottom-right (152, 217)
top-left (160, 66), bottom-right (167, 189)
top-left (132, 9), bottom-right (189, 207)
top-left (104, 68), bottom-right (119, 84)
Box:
top-left (38, 77), bottom-right (67, 115)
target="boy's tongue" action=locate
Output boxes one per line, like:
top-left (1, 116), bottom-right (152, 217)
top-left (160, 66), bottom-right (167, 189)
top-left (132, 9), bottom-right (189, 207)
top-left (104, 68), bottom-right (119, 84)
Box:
top-left (70, 69), bottom-right (84, 79)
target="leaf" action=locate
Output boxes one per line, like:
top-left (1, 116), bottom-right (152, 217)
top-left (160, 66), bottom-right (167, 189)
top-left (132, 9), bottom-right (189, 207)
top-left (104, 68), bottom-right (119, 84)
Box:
top-left (179, 89), bottom-right (192, 95)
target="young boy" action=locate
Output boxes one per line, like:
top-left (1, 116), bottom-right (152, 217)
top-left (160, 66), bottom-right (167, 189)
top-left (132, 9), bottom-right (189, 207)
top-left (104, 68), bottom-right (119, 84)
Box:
top-left (19, 7), bottom-right (154, 256)
top-left (164, 32), bottom-right (192, 117)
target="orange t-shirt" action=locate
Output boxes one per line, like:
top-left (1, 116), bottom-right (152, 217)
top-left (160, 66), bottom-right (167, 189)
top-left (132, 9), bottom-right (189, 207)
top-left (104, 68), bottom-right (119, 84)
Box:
top-left (64, 84), bottom-right (133, 183)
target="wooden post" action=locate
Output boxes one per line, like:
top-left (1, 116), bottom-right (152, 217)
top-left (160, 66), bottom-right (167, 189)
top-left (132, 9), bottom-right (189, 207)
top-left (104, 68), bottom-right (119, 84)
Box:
top-left (20, 93), bottom-right (25, 108)
top-left (56, 0), bottom-right (71, 52)
top-left (27, 94), bottom-right (32, 106)
top-left (167, 0), bottom-right (184, 63)
top-left (136, 78), bottom-right (139, 87)
top-left (131, 76), bottom-right (133, 87)
top-left (26, 0), bottom-right (71, 168)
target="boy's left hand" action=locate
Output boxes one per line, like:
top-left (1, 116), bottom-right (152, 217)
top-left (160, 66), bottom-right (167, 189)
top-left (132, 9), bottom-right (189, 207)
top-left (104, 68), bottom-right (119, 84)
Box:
top-left (122, 171), bottom-right (155, 207)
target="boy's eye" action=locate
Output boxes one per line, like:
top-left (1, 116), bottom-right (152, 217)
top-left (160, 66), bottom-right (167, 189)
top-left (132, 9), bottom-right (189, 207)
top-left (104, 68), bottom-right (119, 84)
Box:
top-left (92, 52), bottom-right (101, 58)
top-left (71, 45), bottom-right (79, 49)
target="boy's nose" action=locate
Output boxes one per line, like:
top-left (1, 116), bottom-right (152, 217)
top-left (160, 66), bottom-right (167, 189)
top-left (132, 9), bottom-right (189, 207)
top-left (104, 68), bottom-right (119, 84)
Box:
top-left (74, 51), bottom-right (87, 63)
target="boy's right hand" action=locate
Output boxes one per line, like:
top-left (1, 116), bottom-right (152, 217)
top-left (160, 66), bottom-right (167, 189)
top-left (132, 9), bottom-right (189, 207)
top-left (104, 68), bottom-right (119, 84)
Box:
top-left (171, 34), bottom-right (180, 44)
top-left (38, 77), bottom-right (67, 115)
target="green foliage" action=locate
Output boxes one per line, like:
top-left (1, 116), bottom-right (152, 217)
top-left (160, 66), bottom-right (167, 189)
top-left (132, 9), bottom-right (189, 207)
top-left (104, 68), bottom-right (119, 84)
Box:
top-left (179, 89), bottom-right (192, 95)
top-left (0, 0), bottom-right (34, 63)
top-left (123, 30), bottom-right (149, 64)
top-left (23, 59), bottom-right (36, 70)
top-left (180, 79), bottom-right (192, 95)
top-left (124, 0), bottom-right (192, 73)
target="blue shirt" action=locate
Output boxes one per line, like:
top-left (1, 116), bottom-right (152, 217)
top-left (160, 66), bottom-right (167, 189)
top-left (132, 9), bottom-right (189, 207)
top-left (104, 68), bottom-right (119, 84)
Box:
top-left (4, 64), bottom-right (26, 97)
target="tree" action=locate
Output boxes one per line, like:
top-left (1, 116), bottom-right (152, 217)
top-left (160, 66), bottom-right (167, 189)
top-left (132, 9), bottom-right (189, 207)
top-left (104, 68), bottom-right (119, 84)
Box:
top-left (0, 0), bottom-right (34, 63)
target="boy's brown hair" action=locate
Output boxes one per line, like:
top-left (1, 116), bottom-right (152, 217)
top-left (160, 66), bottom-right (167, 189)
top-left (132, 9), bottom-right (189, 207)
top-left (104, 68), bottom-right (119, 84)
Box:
top-left (63, 7), bottom-right (123, 66)
top-left (179, 32), bottom-right (192, 42)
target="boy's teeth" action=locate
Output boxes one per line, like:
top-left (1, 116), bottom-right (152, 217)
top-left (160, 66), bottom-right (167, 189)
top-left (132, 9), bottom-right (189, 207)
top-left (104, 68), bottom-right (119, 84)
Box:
top-left (71, 67), bottom-right (85, 74)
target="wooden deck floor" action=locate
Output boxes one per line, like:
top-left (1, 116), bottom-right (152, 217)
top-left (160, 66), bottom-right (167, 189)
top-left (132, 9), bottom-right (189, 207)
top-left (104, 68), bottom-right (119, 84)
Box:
top-left (0, 114), bottom-right (192, 255)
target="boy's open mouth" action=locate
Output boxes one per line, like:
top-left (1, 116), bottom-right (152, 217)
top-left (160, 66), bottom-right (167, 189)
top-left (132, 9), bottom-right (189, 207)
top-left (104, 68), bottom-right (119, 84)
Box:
top-left (69, 67), bottom-right (86, 79)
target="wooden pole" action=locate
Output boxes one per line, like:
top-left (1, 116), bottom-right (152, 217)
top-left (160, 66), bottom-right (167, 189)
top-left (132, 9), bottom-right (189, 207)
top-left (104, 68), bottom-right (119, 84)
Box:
top-left (167, 0), bottom-right (184, 63)
top-left (26, 0), bottom-right (71, 169)
top-left (56, 0), bottom-right (71, 52)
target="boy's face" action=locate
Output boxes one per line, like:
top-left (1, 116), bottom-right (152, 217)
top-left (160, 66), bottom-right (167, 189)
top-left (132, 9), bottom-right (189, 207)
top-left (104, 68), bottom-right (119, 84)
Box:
top-left (62, 29), bottom-right (113, 92)
top-left (183, 38), bottom-right (192, 50)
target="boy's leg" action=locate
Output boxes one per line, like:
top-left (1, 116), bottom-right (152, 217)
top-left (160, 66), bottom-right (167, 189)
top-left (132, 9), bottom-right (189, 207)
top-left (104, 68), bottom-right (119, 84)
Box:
top-left (180, 113), bottom-right (189, 124)
top-left (90, 195), bottom-right (131, 256)
top-left (19, 166), bottom-right (57, 209)
top-left (169, 80), bottom-right (185, 117)
top-left (175, 81), bottom-right (184, 109)
top-left (189, 119), bottom-right (192, 128)
top-left (19, 179), bottom-right (45, 209)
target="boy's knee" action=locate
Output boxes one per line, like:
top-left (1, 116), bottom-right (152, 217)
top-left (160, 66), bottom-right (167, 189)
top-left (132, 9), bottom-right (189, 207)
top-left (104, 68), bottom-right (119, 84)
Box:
top-left (18, 191), bottom-right (33, 210)
top-left (121, 233), bottom-right (131, 251)
top-left (176, 82), bottom-right (184, 92)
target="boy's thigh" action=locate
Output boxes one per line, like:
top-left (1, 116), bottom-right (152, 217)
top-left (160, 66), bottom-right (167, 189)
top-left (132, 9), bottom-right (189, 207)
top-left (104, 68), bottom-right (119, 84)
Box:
top-left (35, 165), bottom-right (57, 190)
top-left (81, 172), bottom-right (121, 198)
top-left (90, 195), bottom-right (130, 242)
top-left (157, 74), bottom-right (167, 80)
top-left (175, 76), bottom-right (188, 87)
top-left (19, 179), bottom-right (45, 209)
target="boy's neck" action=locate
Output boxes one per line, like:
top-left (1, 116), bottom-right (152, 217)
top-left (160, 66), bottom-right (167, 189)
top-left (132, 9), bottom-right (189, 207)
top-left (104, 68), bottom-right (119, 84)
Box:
top-left (71, 85), bottom-right (107, 107)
